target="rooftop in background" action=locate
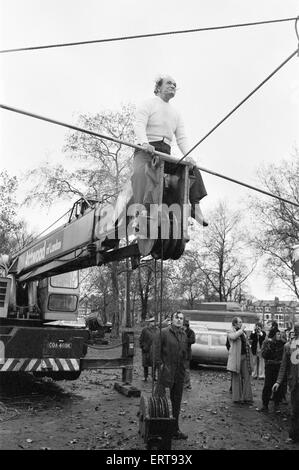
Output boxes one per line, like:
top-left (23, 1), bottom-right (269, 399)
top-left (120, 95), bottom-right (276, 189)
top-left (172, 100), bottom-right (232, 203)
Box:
top-left (195, 302), bottom-right (242, 312)
top-left (252, 300), bottom-right (299, 308)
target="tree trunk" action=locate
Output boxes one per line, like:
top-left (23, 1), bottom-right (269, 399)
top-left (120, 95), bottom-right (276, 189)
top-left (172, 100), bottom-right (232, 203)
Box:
top-left (141, 301), bottom-right (147, 322)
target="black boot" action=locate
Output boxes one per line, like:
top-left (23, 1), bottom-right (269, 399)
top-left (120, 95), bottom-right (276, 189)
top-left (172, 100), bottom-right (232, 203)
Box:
top-left (191, 203), bottom-right (208, 227)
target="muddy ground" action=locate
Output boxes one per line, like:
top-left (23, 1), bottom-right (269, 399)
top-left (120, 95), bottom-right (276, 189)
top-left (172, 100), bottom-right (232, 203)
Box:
top-left (0, 335), bottom-right (298, 452)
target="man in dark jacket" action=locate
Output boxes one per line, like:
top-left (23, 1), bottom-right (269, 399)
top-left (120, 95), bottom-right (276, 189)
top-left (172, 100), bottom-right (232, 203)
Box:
top-left (183, 319), bottom-right (195, 390)
top-left (250, 322), bottom-right (266, 379)
top-left (139, 318), bottom-right (159, 381)
top-left (154, 310), bottom-right (188, 440)
top-left (259, 330), bottom-right (285, 413)
top-left (273, 323), bottom-right (299, 442)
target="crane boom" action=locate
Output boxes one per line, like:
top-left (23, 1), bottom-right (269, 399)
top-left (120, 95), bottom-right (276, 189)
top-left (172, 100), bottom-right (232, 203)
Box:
top-left (0, 155), bottom-right (191, 381)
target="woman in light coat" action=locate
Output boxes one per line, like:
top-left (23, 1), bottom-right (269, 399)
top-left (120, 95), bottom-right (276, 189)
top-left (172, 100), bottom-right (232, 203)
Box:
top-left (227, 317), bottom-right (253, 404)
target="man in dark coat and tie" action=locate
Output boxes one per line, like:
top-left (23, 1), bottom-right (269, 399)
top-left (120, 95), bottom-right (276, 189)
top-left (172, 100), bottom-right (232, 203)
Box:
top-left (154, 311), bottom-right (188, 440)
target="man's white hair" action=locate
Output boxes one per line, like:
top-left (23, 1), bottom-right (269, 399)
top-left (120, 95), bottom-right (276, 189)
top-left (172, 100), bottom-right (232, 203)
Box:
top-left (154, 74), bottom-right (176, 95)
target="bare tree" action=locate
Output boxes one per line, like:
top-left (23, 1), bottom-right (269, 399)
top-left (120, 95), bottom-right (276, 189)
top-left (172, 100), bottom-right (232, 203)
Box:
top-left (192, 202), bottom-right (256, 301)
top-left (79, 266), bottom-right (113, 324)
top-left (170, 253), bottom-right (206, 308)
top-left (24, 104), bottom-right (135, 206)
top-left (137, 261), bottom-right (156, 322)
top-left (250, 151), bottom-right (299, 298)
top-left (0, 170), bottom-right (30, 254)
top-left (23, 104), bottom-right (136, 335)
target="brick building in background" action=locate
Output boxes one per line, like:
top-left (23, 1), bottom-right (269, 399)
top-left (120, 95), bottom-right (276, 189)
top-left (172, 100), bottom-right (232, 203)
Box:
top-left (248, 298), bottom-right (299, 329)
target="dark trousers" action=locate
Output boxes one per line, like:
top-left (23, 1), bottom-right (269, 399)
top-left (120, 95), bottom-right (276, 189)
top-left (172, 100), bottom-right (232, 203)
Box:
top-left (262, 363), bottom-right (282, 406)
top-left (131, 151), bottom-right (156, 211)
top-left (189, 165), bottom-right (207, 205)
top-left (131, 141), bottom-right (207, 209)
top-left (155, 379), bottom-right (184, 431)
top-left (184, 360), bottom-right (191, 388)
top-left (290, 384), bottom-right (299, 442)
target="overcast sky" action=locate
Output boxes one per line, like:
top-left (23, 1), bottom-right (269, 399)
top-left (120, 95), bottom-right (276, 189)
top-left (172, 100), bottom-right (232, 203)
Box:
top-left (0, 0), bottom-right (298, 300)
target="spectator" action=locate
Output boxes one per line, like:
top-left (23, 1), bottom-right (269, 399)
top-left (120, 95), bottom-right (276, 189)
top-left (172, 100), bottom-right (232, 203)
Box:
top-left (139, 317), bottom-right (159, 382)
top-left (268, 321), bottom-right (279, 338)
top-left (250, 322), bottom-right (266, 379)
top-left (226, 337), bottom-right (232, 394)
top-left (280, 328), bottom-right (291, 404)
top-left (183, 319), bottom-right (195, 390)
top-left (272, 323), bottom-right (299, 443)
top-left (227, 316), bottom-right (253, 404)
top-left (154, 310), bottom-right (188, 440)
top-left (259, 330), bottom-right (286, 413)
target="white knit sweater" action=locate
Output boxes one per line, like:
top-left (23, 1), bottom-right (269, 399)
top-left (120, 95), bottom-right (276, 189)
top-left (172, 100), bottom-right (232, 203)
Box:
top-left (134, 96), bottom-right (189, 154)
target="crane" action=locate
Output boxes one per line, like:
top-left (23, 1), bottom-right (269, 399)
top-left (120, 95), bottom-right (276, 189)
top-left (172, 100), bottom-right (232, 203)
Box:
top-left (0, 153), bottom-right (192, 381)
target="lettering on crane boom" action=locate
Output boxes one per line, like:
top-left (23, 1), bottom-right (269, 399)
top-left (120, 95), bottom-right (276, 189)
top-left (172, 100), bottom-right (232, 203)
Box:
top-left (21, 232), bottom-right (64, 268)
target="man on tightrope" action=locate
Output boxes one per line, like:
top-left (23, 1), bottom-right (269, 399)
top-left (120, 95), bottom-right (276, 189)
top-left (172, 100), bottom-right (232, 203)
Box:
top-left (132, 74), bottom-right (208, 228)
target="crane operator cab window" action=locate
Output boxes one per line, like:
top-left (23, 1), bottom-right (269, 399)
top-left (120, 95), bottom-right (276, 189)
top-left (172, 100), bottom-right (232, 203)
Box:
top-left (38, 272), bottom-right (79, 321)
top-left (50, 272), bottom-right (78, 289)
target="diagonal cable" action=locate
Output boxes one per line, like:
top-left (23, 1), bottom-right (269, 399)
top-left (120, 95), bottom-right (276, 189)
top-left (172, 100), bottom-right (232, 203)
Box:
top-left (1, 101), bottom-right (298, 208)
top-left (177, 48), bottom-right (298, 165)
top-left (0, 17), bottom-right (296, 54)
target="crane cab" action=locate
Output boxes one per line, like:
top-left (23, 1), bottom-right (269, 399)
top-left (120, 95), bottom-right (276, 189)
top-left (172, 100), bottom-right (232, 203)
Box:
top-left (38, 272), bottom-right (79, 321)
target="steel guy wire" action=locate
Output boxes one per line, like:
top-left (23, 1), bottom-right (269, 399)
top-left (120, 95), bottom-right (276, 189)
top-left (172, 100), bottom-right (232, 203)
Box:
top-left (0, 17), bottom-right (297, 54)
top-left (1, 99), bottom-right (298, 208)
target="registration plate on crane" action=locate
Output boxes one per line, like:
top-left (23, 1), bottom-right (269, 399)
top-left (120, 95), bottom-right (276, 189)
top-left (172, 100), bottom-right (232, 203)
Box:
top-left (43, 339), bottom-right (73, 356)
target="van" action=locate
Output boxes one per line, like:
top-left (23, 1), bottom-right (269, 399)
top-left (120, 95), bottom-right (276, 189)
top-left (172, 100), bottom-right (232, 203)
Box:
top-left (183, 310), bottom-right (258, 333)
top-left (191, 327), bottom-right (228, 367)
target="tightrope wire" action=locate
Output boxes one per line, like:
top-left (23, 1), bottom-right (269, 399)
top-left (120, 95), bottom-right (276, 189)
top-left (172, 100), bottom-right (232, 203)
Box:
top-left (0, 17), bottom-right (296, 54)
top-left (1, 101), bottom-right (298, 208)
